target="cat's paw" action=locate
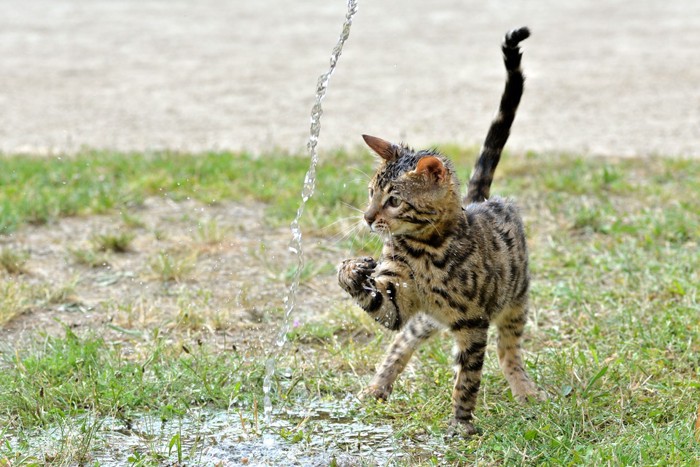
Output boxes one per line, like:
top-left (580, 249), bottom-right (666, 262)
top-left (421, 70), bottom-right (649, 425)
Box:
top-left (338, 257), bottom-right (376, 295)
top-left (446, 419), bottom-right (482, 439)
top-left (359, 383), bottom-right (392, 402)
top-left (511, 379), bottom-right (547, 404)
top-left (514, 387), bottom-right (547, 404)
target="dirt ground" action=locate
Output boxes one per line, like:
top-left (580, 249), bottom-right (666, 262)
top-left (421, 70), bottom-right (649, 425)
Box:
top-left (0, 198), bottom-right (347, 350)
top-left (1, 0), bottom-right (699, 157)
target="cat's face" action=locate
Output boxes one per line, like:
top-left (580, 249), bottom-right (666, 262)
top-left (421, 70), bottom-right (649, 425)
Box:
top-left (362, 135), bottom-right (461, 238)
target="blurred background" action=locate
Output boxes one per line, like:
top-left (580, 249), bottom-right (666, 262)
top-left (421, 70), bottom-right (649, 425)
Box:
top-left (1, 0), bottom-right (699, 157)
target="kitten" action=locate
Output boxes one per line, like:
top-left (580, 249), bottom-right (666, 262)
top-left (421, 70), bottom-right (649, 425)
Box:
top-left (338, 27), bottom-right (542, 435)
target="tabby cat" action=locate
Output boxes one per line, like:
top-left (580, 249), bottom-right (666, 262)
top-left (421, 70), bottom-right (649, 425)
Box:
top-left (338, 27), bottom-right (542, 435)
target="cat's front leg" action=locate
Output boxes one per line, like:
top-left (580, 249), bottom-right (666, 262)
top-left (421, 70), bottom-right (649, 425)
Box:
top-left (338, 257), bottom-right (415, 331)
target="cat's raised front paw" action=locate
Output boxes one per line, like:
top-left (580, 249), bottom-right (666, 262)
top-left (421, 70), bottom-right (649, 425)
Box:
top-left (338, 256), bottom-right (376, 295)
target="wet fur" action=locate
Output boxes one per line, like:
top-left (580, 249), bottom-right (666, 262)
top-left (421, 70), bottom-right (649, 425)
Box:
top-left (338, 27), bottom-right (542, 435)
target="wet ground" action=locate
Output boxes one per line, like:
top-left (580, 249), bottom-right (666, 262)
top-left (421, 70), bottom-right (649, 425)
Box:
top-left (8, 400), bottom-right (443, 466)
top-left (1, 0), bottom-right (699, 157)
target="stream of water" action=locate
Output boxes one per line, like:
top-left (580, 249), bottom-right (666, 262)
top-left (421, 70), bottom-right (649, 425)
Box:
top-left (262, 0), bottom-right (359, 425)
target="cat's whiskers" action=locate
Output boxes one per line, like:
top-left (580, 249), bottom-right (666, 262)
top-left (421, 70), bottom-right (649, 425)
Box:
top-left (321, 215), bottom-right (363, 232)
top-left (425, 217), bottom-right (443, 237)
top-left (349, 166), bottom-right (372, 181)
top-left (330, 219), bottom-right (366, 245)
top-left (340, 201), bottom-right (364, 214)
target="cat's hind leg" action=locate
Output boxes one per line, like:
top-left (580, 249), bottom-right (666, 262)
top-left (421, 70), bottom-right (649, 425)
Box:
top-left (494, 303), bottom-right (544, 402)
top-left (362, 313), bottom-right (441, 401)
top-left (450, 324), bottom-right (489, 436)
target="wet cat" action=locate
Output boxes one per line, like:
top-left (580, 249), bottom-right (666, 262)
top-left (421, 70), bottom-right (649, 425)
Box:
top-left (338, 27), bottom-right (542, 435)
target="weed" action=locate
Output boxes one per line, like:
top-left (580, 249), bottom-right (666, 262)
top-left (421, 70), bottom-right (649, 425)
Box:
top-left (91, 231), bottom-right (135, 253)
top-left (196, 217), bottom-right (227, 244)
top-left (68, 247), bottom-right (109, 268)
top-left (0, 248), bottom-right (29, 275)
top-left (0, 280), bottom-right (31, 325)
top-left (153, 228), bottom-right (168, 241)
top-left (149, 250), bottom-right (196, 282)
top-left (40, 280), bottom-right (79, 306)
top-left (121, 211), bottom-right (146, 229)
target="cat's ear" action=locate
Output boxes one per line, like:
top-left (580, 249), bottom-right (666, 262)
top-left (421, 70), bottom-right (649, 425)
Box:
top-left (362, 134), bottom-right (398, 162)
top-left (414, 156), bottom-right (446, 183)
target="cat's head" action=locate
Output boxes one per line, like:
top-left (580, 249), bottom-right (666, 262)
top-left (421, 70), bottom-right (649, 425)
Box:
top-left (362, 134), bottom-right (462, 238)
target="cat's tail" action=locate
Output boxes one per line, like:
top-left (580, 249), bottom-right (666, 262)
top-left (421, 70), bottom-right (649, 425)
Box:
top-left (465, 27), bottom-right (530, 204)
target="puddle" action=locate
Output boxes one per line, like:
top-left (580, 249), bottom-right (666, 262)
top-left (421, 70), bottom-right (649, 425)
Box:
top-left (4, 399), bottom-right (444, 465)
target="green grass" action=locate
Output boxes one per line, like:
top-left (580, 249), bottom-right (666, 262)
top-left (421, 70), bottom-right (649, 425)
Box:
top-left (0, 150), bottom-right (370, 235)
top-left (0, 327), bottom-right (257, 427)
top-left (0, 148), bottom-right (699, 465)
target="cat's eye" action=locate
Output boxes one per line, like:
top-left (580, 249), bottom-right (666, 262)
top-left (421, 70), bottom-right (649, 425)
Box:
top-left (368, 188), bottom-right (374, 199)
top-left (386, 196), bottom-right (402, 208)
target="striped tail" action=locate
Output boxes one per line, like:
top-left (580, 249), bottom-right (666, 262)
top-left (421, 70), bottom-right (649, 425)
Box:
top-left (465, 27), bottom-right (530, 204)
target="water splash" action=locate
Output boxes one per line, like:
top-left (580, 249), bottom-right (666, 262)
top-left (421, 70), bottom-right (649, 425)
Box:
top-left (262, 0), bottom-right (359, 424)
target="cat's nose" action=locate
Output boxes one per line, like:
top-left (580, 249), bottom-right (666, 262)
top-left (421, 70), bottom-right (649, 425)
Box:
top-left (364, 211), bottom-right (376, 226)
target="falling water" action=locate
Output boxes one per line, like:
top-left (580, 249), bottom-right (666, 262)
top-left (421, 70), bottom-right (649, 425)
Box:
top-left (262, 0), bottom-right (358, 424)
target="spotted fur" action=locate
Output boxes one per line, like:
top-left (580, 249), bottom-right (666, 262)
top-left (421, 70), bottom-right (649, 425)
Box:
top-left (338, 27), bottom-right (541, 435)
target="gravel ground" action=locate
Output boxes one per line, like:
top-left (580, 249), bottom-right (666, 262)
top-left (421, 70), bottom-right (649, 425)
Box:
top-left (1, 0), bottom-right (699, 157)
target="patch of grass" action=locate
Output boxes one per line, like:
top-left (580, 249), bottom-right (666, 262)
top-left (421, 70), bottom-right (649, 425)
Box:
top-left (0, 248), bottom-right (29, 275)
top-left (40, 280), bottom-right (79, 306)
top-left (68, 247), bottom-right (109, 268)
top-left (120, 211), bottom-right (145, 229)
top-left (196, 217), bottom-right (227, 244)
top-left (0, 149), bottom-right (374, 235)
top-left (172, 290), bottom-right (229, 332)
top-left (0, 280), bottom-right (32, 325)
top-left (0, 328), bottom-right (261, 427)
top-left (149, 250), bottom-right (196, 282)
top-left (91, 231), bottom-right (135, 253)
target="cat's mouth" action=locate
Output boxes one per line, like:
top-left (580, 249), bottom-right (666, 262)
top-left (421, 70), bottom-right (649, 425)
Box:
top-left (368, 220), bottom-right (388, 234)
top-left (368, 221), bottom-right (395, 239)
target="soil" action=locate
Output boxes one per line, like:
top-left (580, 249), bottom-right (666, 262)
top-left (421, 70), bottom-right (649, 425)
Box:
top-left (0, 197), bottom-right (348, 351)
top-left (1, 0), bottom-right (699, 157)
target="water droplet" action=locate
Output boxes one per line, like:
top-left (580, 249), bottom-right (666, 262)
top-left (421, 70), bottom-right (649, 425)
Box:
top-left (262, 435), bottom-right (275, 448)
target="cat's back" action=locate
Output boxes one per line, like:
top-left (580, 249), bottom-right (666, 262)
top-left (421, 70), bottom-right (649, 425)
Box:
top-left (463, 197), bottom-right (525, 238)
top-left (460, 196), bottom-right (528, 269)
